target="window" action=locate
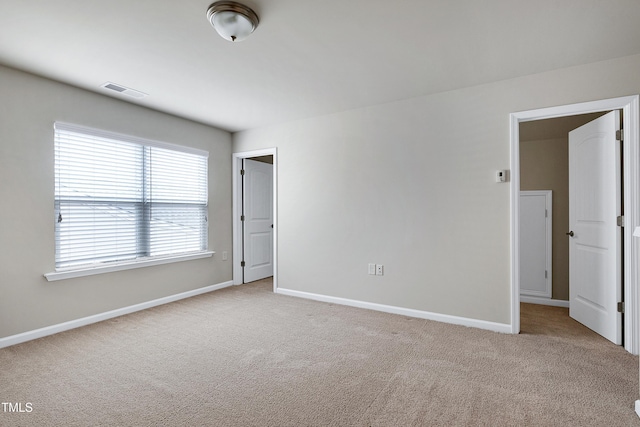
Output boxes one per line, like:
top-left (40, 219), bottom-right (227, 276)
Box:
top-left (53, 123), bottom-right (208, 270)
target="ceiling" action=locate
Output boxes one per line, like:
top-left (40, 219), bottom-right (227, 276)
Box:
top-left (2, 1), bottom-right (640, 133)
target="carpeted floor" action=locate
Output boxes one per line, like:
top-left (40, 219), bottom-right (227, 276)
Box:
top-left (0, 278), bottom-right (638, 426)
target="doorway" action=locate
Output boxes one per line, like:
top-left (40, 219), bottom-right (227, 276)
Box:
top-left (519, 112), bottom-right (607, 306)
top-left (232, 148), bottom-right (278, 292)
top-left (519, 111), bottom-right (624, 341)
top-left (510, 95), bottom-right (640, 354)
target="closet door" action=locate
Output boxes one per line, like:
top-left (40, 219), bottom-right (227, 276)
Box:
top-left (520, 191), bottom-right (552, 298)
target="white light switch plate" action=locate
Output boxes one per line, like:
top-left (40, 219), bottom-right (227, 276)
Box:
top-left (368, 263), bottom-right (376, 275)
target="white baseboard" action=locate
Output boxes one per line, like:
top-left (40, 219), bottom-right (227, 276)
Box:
top-left (0, 280), bottom-right (233, 349)
top-left (636, 400), bottom-right (640, 419)
top-left (520, 295), bottom-right (569, 308)
top-left (276, 288), bottom-right (512, 334)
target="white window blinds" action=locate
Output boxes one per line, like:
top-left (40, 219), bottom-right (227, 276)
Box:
top-left (54, 123), bottom-right (208, 269)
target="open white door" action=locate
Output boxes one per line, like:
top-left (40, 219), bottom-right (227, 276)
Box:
top-left (242, 159), bottom-right (273, 283)
top-left (568, 110), bottom-right (622, 345)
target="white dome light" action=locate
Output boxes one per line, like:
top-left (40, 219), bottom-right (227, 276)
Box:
top-left (207, 1), bottom-right (259, 42)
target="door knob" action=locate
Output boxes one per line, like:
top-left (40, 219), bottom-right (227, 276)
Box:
top-left (566, 231), bottom-right (574, 237)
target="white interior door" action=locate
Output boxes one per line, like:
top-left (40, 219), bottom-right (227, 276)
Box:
top-left (568, 110), bottom-right (622, 344)
top-left (243, 159), bottom-right (273, 283)
top-left (520, 191), bottom-right (552, 298)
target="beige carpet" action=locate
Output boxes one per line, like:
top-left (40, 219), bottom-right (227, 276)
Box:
top-left (0, 279), bottom-right (638, 426)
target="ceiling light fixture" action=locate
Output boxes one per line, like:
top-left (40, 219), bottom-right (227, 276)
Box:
top-left (206, 1), bottom-right (259, 42)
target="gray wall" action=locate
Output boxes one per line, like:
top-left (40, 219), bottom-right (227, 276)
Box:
top-left (4, 51), bottom-right (640, 338)
top-left (233, 53), bottom-right (640, 325)
top-left (0, 65), bottom-right (233, 339)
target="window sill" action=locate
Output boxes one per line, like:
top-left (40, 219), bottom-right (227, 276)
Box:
top-left (44, 251), bottom-right (214, 282)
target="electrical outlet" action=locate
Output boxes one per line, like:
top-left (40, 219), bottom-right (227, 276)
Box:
top-left (368, 263), bottom-right (376, 275)
top-left (376, 264), bottom-right (384, 276)
top-left (222, 251), bottom-right (228, 261)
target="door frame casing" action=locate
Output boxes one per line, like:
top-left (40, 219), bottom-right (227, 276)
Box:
top-left (509, 95), bottom-right (640, 354)
top-left (232, 148), bottom-right (278, 292)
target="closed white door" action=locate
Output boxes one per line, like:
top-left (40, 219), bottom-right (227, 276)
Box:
top-left (243, 159), bottom-right (273, 283)
top-left (568, 110), bottom-right (622, 344)
top-left (520, 191), bottom-right (552, 298)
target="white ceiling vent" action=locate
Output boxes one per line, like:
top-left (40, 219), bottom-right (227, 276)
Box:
top-left (100, 82), bottom-right (147, 99)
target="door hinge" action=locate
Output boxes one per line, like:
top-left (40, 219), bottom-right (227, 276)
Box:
top-left (241, 215), bottom-right (245, 221)
top-left (240, 169), bottom-right (245, 176)
top-left (241, 261), bottom-right (245, 267)
top-left (616, 129), bottom-right (624, 141)
top-left (618, 302), bottom-right (625, 313)
top-left (545, 270), bottom-right (548, 279)
top-left (545, 209), bottom-right (548, 218)
top-left (617, 215), bottom-right (624, 227)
